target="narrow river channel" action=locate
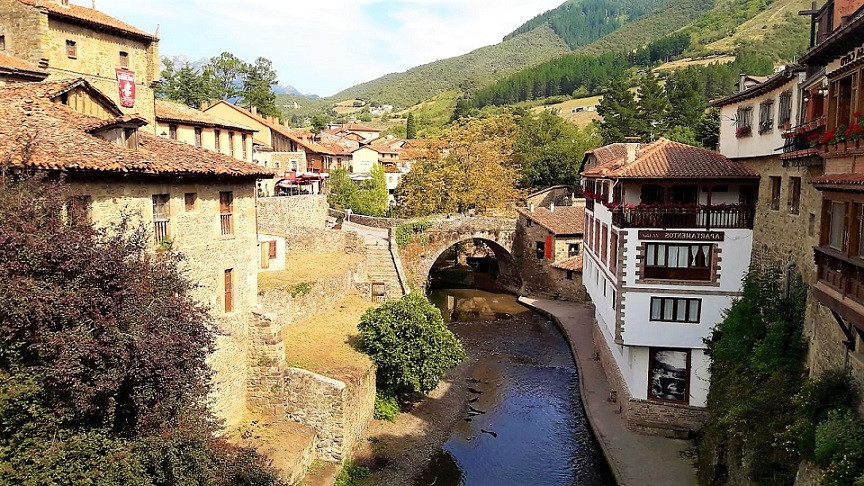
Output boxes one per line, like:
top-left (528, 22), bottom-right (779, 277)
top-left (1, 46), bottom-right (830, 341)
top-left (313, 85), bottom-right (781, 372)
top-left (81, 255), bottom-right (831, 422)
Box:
top-left (415, 288), bottom-right (615, 486)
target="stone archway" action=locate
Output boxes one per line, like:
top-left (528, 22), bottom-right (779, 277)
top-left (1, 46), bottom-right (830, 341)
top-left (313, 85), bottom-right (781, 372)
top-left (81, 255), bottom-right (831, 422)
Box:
top-left (424, 237), bottom-right (521, 291)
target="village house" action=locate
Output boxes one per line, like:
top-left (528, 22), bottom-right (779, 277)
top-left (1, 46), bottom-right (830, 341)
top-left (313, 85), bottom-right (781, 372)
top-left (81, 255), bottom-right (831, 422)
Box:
top-left (581, 139), bottom-right (759, 435)
top-left (0, 0), bottom-right (160, 129)
top-left (711, 66), bottom-right (823, 285)
top-left (0, 51), bottom-right (48, 84)
top-left (0, 79), bottom-right (271, 428)
top-left (323, 122), bottom-right (382, 143)
top-left (155, 99), bottom-right (256, 163)
top-left (793, 0), bottom-right (864, 388)
top-left (515, 201), bottom-right (586, 300)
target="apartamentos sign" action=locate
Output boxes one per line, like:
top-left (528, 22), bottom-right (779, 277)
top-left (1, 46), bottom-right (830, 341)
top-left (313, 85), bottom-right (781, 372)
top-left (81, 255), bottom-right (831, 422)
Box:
top-left (840, 45), bottom-right (864, 67)
top-left (638, 230), bottom-right (724, 242)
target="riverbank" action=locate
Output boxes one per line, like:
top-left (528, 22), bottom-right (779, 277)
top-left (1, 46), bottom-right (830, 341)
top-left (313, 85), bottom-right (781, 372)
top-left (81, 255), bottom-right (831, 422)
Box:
top-left (519, 297), bottom-right (699, 486)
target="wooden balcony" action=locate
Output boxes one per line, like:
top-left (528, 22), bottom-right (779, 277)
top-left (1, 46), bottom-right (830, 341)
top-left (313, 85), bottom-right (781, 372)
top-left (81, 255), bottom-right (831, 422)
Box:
top-left (814, 246), bottom-right (864, 332)
top-left (611, 205), bottom-right (754, 229)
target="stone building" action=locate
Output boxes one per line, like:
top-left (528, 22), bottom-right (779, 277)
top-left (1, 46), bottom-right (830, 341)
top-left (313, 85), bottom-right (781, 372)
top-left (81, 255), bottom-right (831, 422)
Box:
top-left (155, 99), bottom-right (257, 163)
top-left (0, 0), bottom-right (160, 128)
top-left (514, 202), bottom-right (586, 300)
top-left (0, 51), bottom-right (48, 84)
top-left (711, 67), bottom-right (823, 284)
top-left (581, 139), bottom-right (759, 436)
top-left (794, 0), bottom-right (864, 388)
top-left (0, 79), bottom-right (271, 427)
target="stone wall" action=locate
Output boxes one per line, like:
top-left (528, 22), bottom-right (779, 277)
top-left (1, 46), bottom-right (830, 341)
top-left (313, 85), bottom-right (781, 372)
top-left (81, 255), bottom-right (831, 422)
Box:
top-left (273, 226), bottom-right (365, 256)
top-left (525, 185), bottom-right (578, 208)
top-left (258, 195), bottom-right (328, 232)
top-left (328, 208), bottom-right (409, 228)
top-left (592, 317), bottom-right (708, 437)
top-left (513, 216), bottom-right (586, 301)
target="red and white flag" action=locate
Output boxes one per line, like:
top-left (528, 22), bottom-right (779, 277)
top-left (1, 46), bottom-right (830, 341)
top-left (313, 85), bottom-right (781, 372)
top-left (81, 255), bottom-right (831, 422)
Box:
top-left (115, 69), bottom-right (136, 108)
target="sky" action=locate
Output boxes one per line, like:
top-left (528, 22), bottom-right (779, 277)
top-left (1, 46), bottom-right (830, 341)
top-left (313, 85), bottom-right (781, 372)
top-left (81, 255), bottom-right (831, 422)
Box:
top-left (80, 0), bottom-right (565, 97)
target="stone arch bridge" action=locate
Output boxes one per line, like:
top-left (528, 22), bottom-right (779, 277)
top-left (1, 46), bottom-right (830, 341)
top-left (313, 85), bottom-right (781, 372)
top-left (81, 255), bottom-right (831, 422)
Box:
top-left (396, 216), bottom-right (519, 291)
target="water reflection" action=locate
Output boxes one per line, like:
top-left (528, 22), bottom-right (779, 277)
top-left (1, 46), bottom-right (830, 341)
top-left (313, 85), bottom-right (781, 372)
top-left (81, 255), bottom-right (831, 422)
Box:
top-left (418, 289), bottom-right (614, 486)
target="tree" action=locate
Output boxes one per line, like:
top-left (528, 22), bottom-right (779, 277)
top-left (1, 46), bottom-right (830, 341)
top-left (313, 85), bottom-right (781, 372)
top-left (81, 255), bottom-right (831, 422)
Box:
top-left (157, 59), bottom-right (214, 109)
top-left (405, 112), bottom-right (417, 139)
top-left (636, 74), bottom-right (669, 139)
top-left (326, 168), bottom-right (356, 210)
top-left (0, 175), bottom-right (284, 484)
top-left (396, 114), bottom-right (522, 216)
top-left (514, 110), bottom-right (600, 189)
top-left (205, 52), bottom-right (247, 101)
top-left (596, 78), bottom-right (641, 143)
top-left (350, 163), bottom-right (389, 216)
top-left (242, 57), bottom-right (280, 119)
top-left (696, 108), bottom-right (721, 149)
top-left (358, 293), bottom-right (465, 394)
top-left (665, 71), bottom-right (706, 130)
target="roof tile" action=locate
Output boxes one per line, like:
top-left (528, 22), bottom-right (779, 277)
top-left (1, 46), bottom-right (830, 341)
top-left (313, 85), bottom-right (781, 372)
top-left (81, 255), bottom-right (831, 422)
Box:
top-left (18, 0), bottom-right (157, 41)
top-left (155, 100), bottom-right (256, 132)
top-left (551, 255), bottom-right (583, 272)
top-left (515, 205), bottom-right (584, 235)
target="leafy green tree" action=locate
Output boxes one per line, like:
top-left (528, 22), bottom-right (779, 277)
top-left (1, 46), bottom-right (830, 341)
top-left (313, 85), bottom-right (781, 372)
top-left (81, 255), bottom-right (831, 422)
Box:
top-left (157, 59), bottom-right (214, 109)
top-left (406, 112), bottom-right (417, 139)
top-left (663, 125), bottom-right (698, 145)
top-left (636, 73), bottom-right (669, 138)
top-left (326, 168), bottom-right (356, 210)
top-left (350, 163), bottom-right (389, 217)
top-left (514, 110), bottom-right (600, 189)
top-left (204, 52), bottom-right (247, 101)
top-left (358, 293), bottom-right (466, 394)
top-left (0, 175), bottom-right (284, 485)
top-left (665, 71), bottom-right (706, 129)
top-left (242, 57), bottom-right (280, 119)
top-left (696, 108), bottom-right (720, 149)
top-left (596, 78), bottom-right (641, 143)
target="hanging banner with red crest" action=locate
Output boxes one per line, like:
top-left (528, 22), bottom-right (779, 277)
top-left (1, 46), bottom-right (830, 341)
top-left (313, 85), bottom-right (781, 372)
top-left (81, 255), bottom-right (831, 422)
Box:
top-left (115, 69), bottom-right (136, 108)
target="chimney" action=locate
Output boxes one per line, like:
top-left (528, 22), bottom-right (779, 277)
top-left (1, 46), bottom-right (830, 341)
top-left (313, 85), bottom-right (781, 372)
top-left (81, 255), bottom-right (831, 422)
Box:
top-left (572, 197), bottom-right (586, 211)
top-left (738, 73), bottom-right (747, 92)
top-left (625, 142), bottom-right (640, 163)
top-left (550, 202), bottom-right (555, 212)
top-left (200, 100), bottom-right (209, 111)
top-left (251, 106), bottom-right (257, 116)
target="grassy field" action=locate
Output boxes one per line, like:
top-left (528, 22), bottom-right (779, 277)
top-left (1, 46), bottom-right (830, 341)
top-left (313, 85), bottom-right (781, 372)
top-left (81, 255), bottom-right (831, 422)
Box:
top-left (653, 55), bottom-right (736, 73)
top-left (258, 252), bottom-right (357, 293)
top-left (531, 95), bottom-right (603, 128)
top-left (703, 0), bottom-right (811, 60)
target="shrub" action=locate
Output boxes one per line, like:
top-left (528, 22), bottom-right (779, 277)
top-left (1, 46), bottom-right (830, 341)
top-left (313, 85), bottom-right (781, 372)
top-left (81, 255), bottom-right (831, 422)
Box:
top-left (290, 282), bottom-right (312, 298)
top-left (373, 392), bottom-right (400, 421)
top-left (358, 293), bottom-right (466, 394)
top-left (394, 221), bottom-right (431, 247)
top-left (334, 460), bottom-right (370, 486)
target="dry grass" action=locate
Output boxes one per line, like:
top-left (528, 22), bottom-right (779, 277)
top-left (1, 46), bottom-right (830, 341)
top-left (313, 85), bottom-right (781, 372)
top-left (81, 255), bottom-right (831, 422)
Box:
top-left (283, 292), bottom-right (374, 382)
top-left (258, 252), bottom-right (356, 293)
top-left (532, 95), bottom-right (603, 128)
top-left (653, 55), bottom-right (736, 73)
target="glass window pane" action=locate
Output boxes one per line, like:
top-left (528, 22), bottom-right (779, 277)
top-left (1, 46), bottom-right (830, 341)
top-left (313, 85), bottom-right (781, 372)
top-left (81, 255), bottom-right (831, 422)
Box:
top-left (651, 298), bottom-right (661, 320)
top-left (663, 299), bottom-right (675, 320)
top-left (830, 202), bottom-right (846, 249)
top-left (646, 244), bottom-right (655, 266)
top-left (667, 246), bottom-right (680, 267)
top-left (687, 300), bottom-right (700, 322)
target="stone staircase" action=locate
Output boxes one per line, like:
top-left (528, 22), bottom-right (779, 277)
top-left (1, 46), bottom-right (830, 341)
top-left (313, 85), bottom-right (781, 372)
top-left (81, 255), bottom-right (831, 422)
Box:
top-left (365, 243), bottom-right (405, 300)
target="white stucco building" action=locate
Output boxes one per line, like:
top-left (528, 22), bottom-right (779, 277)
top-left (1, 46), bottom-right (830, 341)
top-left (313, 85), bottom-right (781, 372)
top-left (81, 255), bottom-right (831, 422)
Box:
top-left (581, 139), bottom-right (759, 434)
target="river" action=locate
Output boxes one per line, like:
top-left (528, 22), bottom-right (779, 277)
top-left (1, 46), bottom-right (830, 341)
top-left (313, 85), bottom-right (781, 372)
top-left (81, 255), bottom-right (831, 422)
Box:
top-left (416, 288), bottom-right (615, 486)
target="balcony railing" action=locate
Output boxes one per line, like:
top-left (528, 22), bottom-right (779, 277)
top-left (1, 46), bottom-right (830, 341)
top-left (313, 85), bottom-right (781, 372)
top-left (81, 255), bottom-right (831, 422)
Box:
top-left (815, 246), bottom-right (864, 308)
top-left (154, 219), bottom-right (169, 244)
top-left (220, 214), bottom-right (233, 236)
top-left (611, 205), bottom-right (755, 229)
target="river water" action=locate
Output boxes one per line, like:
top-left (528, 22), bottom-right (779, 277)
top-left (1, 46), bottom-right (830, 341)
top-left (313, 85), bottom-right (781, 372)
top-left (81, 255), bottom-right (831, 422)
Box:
top-left (418, 288), bottom-right (615, 486)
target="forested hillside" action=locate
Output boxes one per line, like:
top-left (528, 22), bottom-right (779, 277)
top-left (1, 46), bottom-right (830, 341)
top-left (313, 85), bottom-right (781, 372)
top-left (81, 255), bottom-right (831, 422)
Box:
top-left (326, 26), bottom-right (569, 109)
top-left (504, 0), bottom-right (681, 49)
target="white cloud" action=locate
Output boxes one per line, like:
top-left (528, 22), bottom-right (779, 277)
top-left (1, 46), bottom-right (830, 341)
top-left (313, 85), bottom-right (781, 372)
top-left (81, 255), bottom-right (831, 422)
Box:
top-left (79, 0), bottom-right (563, 96)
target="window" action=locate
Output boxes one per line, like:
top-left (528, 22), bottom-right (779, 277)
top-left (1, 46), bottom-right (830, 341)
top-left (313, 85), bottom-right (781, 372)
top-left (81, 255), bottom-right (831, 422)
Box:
top-left (123, 127), bottom-right (138, 150)
top-left (778, 90), bottom-right (793, 127)
top-left (788, 177), bottom-right (801, 215)
top-left (152, 194), bottom-right (170, 244)
top-left (830, 74), bottom-right (856, 130)
top-left (566, 270), bottom-right (574, 280)
top-left (228, 132), bottom-right (235, 157)
top-left (268, 241), bottom-right (277, 259)
top-left (600, 224), bottom-right (608, 264)
top-left (526, 217), bottom-right (533, 227)
top-left (290, 159), bottom-right (298, 172)
top-left (219, 191), bottom-right (233, 236)
top-left (241, 134), bottom-right (247, 159)
top-left (214, 129), bottom-right (221, 151)
top-left (184, 192), bottom-right (197, 212)
top-left (169, 125), bottom-right (177, 140)
top-left (194, 127), bottom-right (202, 148)
top-left (568, 243), bottom-right (580, 257)
top-left (736, 106), bottom-right (753, 136)
top-left (535, 241), bottom-right (545, 259)
top-left (644, 243), bottom-right (713, 281)
top-left (609, 231), bottom-right (618, 274)
top-left (224, 269), bottom-right (234, 313)
top-left (118, 51), bottom-right (128, 68)
top-left (0, 35), bottom-right (6, 51)
top-left (770, 176), bottom-right (781, 211)
top-left (648, 348), bottom-right (690, 403)
top-left (67, 195), bottom-right (92, 226)
top-left (829, 201), bottom-right (847, 250)
top-left (650, 297), bottom-right (701, 323)
top-left (65, 40), bottom-right (76, 58)
top-left (759, 99), bottom-right (774, 133)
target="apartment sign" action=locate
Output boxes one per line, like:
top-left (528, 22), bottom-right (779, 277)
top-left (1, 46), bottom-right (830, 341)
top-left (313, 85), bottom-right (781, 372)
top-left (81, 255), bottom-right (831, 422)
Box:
top-left (840, 45), bottom-right (864, 67)
top-left (115, 69), bottom-right (135, 108)
top-left (638, 230), bottom-right (724, 242)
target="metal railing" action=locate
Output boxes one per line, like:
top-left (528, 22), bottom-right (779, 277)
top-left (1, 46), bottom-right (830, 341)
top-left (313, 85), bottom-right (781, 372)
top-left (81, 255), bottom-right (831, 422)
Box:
top-left (220, 214), bottom-right (233, 235)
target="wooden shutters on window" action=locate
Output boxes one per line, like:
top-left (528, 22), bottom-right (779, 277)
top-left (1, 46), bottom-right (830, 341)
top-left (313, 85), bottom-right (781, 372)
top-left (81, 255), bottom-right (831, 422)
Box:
top-left (220, 191), bottom-right (233, 236)
top-left (224, 269), bottom-right (233, 312)
top-left (545, 235), bottom-right (553, 259)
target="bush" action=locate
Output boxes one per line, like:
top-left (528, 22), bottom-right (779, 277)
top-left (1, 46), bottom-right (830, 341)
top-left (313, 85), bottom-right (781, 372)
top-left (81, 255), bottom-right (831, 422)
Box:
top-left (334, 460), bottom-right (370, 486)
top-left (358, 293), bottom-right (466, 394)
top-left (394, 221), bottom-right (431, 247)
top-left (373, 392), bottom-right (400, 421)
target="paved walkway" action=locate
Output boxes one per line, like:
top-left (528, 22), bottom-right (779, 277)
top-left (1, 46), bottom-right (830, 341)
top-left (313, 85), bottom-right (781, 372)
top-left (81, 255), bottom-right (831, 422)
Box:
top-left (519, 297), bottom-right (699, 486)
top-left (341, 220), bottom-right (388, 246)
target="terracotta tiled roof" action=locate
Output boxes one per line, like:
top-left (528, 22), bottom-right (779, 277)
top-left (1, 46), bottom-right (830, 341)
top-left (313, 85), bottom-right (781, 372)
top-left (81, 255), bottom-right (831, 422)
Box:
top-left (585, 143), bottom-right (634, 166)
top-left (710, 66), bottom-right (803, 107)
top-left (812, 173), bottom-right (864, 186)
top-left (551, 255), bottom-right (583, 272)
top-left (18, 0), bottom-right (157, 41)
top-left (515, 206), bottom-right (584, 235)
top-left (582, 138), bottom-right (758, 180)
top-left (156, 100), bottom-right (256, 132)
top-left (0, 52), bottom-right (47, 75)
top-left (0, 80), bottom-right (270, 178)
top-left (328, 123), bottom-right (380, 133)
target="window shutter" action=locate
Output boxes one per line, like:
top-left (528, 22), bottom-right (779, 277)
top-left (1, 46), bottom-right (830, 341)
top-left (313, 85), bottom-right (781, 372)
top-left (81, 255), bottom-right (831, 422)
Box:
top-left (545, 235), bottom-right (553, 259)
